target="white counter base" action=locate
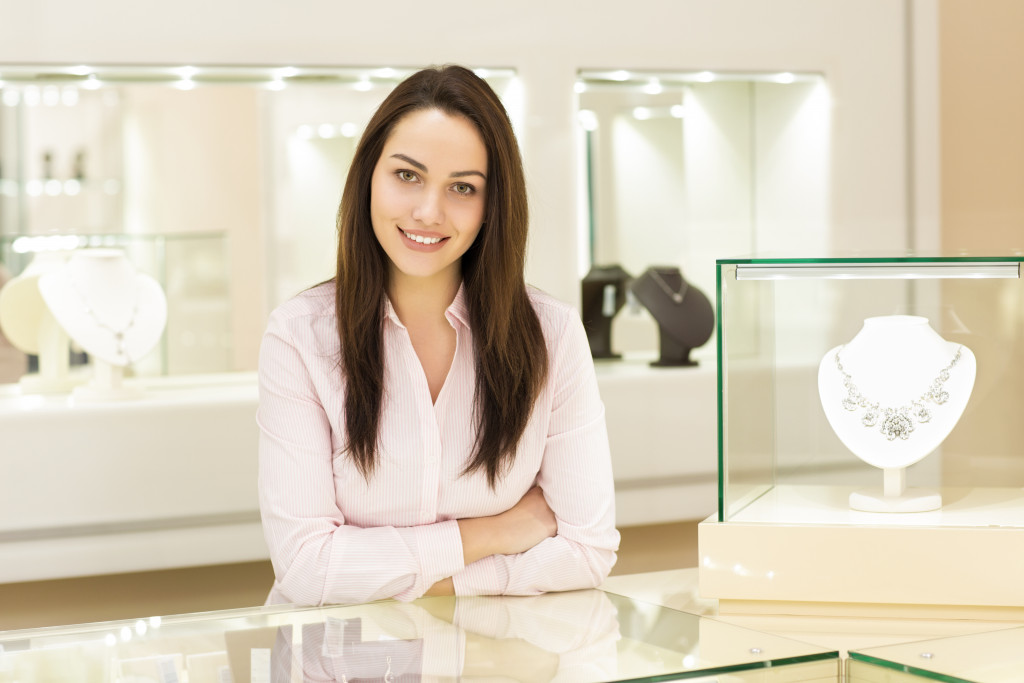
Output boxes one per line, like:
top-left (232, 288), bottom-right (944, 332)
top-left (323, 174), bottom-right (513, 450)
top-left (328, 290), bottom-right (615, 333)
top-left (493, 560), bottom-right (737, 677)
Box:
top-left (1, 356), bottom-right (717, 583)
top-left (596, 356), bottom-right (717, 525)
top-left (0, 373), bottom-right (263, 583)
top-left (699, 484), bottom-right (1024, 618)
top-left (1, 520), bottom-right (267, 584)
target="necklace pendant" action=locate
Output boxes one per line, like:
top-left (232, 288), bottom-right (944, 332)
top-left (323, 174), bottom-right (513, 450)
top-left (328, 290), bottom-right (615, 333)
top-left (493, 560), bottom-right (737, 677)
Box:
top-left (862, 408), bottom-right (879, 427)
top-left (649, 270), bottom-right (688, 304)
top-left (842, 395), bottom-right (859, 412)
top-left (880, 408), bottom-right (914, 441)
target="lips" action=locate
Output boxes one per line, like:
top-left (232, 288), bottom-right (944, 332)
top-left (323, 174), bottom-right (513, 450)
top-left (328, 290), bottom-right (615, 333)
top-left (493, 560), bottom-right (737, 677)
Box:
top-left (399, 227), bottom-right (449, 249)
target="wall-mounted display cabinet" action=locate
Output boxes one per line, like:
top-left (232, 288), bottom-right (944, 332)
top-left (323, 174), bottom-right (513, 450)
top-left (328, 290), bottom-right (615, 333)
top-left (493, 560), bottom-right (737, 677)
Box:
top-left (575, 69), bottom-right (830, 360)
top-left (0, 64), bottom-right (519, 377)
top-left (700, 254), bottom-right (1024, 615)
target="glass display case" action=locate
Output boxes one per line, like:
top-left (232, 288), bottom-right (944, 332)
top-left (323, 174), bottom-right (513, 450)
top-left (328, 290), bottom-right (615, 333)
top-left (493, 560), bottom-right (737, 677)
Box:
top-left (699, 254), bottom-right (1024, 615)
top-left (848, 625), bottom-right (1024, 682)
top-left (0, 232), bottom-right (231, 379)
top-left (0, 590), bottom-right (839, 682)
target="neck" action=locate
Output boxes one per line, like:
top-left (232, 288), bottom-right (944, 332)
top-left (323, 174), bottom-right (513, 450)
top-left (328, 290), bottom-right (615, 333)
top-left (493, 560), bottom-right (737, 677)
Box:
top-left (387, 267), bottom-right (462, 325)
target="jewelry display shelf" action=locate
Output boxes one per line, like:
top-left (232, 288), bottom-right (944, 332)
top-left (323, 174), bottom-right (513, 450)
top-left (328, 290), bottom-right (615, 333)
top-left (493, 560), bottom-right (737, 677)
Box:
top-left (700, 255), bottom-right (1024, 617)
top-left (0, 586), bottom-right (840, 682)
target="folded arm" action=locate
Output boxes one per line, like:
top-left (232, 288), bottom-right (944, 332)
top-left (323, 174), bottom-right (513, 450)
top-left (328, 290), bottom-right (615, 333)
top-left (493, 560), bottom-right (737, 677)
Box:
top-left (449, 310), bottom-right (620, 596)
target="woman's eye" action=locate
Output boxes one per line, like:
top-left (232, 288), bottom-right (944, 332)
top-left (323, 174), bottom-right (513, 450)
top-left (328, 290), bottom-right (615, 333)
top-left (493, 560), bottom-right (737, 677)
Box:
top-left (452, 182), bottom-right (474, 196)
top-left (397, 170), bottom-right (418, 182)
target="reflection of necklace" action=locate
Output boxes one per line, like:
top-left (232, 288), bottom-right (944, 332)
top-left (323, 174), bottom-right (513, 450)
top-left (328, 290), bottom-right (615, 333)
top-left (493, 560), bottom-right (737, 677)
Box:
top-left (649, 270), bottom-right (689, 304)
top-left (69, 273), bottom-right (139, 362)
top-left (836, 346), bottom-right (962, 441)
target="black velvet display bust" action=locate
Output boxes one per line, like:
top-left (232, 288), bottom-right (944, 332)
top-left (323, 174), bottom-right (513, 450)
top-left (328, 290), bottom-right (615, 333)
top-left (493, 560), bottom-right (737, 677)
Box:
top-left (630, 266), bottom-right (714, 367)
top-left (580, 265), bottom-right (632, 359)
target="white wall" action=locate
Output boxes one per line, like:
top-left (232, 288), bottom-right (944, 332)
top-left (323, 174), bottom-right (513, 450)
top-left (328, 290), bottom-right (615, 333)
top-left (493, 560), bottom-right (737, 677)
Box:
top-left (0, 0), bottom-right (914, 315)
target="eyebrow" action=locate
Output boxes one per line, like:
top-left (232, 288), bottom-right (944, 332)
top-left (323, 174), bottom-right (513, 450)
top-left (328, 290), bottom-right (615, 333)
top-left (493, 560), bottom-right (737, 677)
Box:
top-left (390, 153), bottom-right (487, 180)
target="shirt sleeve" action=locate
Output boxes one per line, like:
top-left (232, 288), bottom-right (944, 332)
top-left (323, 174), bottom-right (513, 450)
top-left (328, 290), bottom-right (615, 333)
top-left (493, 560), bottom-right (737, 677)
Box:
top-left (451, 308), bottom-right (620, 596)
top-left (257, 309), bottom-right (466, 606)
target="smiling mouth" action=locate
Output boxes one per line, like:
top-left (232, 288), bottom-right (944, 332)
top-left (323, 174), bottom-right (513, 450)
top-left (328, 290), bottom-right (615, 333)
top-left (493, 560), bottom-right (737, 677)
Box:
top-left (400, 228), bottom-right (447, 245)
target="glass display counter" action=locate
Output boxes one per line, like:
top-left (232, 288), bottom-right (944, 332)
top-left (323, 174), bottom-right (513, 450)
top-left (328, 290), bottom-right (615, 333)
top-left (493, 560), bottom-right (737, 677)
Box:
top-left (848, 626), bottom-right (1024, 682)
top-left (699, 255), bottom-right (1024, 615)
top-left (0, 589), bottom-right (839, 682)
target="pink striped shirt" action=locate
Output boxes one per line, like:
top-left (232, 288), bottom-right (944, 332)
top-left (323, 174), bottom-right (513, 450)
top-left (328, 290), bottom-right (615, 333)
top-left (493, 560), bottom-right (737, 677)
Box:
top-left (257, 282), bottom-right (619, 606)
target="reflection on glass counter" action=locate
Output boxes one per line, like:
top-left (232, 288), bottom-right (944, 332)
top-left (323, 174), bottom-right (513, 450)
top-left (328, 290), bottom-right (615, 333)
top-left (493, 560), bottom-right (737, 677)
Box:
top-left (0, 590), bottom-right (839, 682)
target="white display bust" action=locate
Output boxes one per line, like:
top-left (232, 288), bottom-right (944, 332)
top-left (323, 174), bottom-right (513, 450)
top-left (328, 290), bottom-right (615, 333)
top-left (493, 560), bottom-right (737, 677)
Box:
top-left (818, 315), bottom-right (975, 512)
top-left (38, 249), bottom-right (167, 399)
top-left (0, 251), bottom-right (81, 393)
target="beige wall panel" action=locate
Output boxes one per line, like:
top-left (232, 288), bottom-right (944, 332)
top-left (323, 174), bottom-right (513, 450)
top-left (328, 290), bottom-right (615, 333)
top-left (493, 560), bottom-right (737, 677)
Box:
top-left (939, 0), bottom-right (1024, 485)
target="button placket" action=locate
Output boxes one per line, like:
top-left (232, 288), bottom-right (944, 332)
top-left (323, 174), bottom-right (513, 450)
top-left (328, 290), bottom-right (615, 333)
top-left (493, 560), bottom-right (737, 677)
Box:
top-left (419, 411), bottom-right (442, 524)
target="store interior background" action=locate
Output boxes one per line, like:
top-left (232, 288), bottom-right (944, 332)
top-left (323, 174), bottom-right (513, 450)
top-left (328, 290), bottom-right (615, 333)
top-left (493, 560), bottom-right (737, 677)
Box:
top-left (1, 0), bottom-right (1022, 630)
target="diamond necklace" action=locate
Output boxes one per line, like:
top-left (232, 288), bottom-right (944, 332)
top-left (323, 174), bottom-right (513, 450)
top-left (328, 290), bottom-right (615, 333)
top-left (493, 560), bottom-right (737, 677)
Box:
top-left (836, 345), bottom-right (962, 441)
top-left (68, 273), bottom-right (139, 363)
top-left (649, 270), bottom-right (689, 304)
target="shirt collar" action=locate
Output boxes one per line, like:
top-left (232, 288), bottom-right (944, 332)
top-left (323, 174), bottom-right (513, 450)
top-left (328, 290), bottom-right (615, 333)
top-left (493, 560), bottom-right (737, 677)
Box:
top-left (445, 282), bottom-right (470, 328)
top-left (383, 296), bottom-right (403, 327)
top-left (382, 281), bottom-right (471, 330)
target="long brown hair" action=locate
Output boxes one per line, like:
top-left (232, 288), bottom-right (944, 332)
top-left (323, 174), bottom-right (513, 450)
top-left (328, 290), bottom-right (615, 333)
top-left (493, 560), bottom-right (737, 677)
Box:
top-left (335, 65), bottom-right (548, 487)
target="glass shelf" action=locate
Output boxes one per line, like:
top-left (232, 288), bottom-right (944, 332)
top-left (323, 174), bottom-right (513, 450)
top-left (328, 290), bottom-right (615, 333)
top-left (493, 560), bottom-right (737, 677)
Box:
top-left (849, 626), bottom-right (1024, 682)
top-left (0, 590), bottom-right (839, 682)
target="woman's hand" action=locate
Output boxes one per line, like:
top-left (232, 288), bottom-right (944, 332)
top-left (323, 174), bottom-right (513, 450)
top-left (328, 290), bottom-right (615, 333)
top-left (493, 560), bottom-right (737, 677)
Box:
top-left (458, 486), bottom-right (557, 565)
top-left (495, 486), bottom-right (558, 554)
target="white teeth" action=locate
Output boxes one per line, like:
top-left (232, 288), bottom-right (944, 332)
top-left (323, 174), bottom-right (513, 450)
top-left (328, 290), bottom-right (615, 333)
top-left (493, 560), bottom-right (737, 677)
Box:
top-left (402, 229), bottom-right (443, 245)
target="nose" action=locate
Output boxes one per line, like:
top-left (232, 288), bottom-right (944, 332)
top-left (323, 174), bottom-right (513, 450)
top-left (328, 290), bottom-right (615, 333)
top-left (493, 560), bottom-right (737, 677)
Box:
top-left (411, 189), bottom-right (445, 226)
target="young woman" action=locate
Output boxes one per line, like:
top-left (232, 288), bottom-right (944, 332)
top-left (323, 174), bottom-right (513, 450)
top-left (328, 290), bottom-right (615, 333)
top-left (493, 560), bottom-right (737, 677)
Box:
top-left (258, 65), bottom-right (619, 605)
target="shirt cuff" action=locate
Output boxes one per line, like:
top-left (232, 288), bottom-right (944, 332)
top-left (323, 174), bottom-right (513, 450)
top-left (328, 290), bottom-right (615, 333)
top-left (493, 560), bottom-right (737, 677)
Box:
top-left (452, 555), bottom-right (510, 596)
top-left (394, 520), bottom-right (464, 601)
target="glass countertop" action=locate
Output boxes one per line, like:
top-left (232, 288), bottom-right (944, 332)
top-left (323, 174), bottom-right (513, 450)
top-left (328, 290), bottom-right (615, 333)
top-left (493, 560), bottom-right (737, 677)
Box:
top-left (0, 589), bottom-right (838, 682)
top-left (717, 252), bottom-right (1024, 264)
top-left (849, 626), bottom-right (1024, 682)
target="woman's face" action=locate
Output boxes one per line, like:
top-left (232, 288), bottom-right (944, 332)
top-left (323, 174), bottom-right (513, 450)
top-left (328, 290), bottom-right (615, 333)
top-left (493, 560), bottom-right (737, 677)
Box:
top-left (370, 108), bottom-right (488, 288)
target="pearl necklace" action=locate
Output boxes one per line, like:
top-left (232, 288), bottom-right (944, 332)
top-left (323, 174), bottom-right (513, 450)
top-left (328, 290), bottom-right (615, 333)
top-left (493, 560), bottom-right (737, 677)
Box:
top-left (836, 345), bottom-right (962, 441)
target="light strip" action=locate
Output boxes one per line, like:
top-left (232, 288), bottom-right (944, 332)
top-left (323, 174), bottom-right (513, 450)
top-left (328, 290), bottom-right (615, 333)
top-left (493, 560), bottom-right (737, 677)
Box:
top-left (734, 262), bottom-right (1021, 280)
